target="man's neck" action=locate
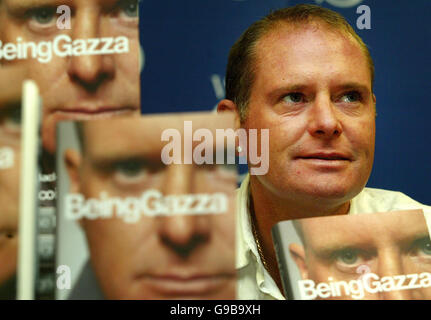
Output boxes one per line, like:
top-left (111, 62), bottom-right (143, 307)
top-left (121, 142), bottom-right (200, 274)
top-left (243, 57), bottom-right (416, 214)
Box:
top-left (248, 175), bottom-right (351, 295)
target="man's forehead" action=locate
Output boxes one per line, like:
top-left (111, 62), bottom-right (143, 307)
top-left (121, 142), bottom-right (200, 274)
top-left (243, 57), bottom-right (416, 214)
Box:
top-left (253, 23), bottom-right (370, 85)
top-left (257, 22), bottom-right (359, 55)
top-left (82, 113), bottom-right (235, 158)
top-left (5, 0), bottom-right (70, 6)
top-left (302, 210), bottom-right (428, 250)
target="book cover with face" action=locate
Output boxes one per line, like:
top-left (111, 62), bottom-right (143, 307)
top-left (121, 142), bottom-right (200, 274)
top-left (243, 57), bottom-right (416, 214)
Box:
top-left (55, 112), bottom-right (237, 299)
top-left (0, 66), bottom-right (29, 299)
top-left (272, 209), bottom-right (431, 300)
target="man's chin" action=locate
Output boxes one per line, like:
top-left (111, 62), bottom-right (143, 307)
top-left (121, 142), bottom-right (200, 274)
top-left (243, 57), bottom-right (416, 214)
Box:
top-left (42, 108), bottom-right (140, 154)
top-left (268, 182), bottom-right (360, 205)
top-left (256, 175), bottom-right (357, 200)
top-left (293, 182), bottom-right (364, 208)
top-left (103, 285), bottom-right (236, 300)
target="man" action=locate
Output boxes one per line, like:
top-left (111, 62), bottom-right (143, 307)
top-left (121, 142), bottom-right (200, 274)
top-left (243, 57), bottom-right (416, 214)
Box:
top-left (0, 65), bottom-right (26, 299)
top-left (0, 0), bottom-right (141, 153)
top-left (62, 114), bottom-right (237, 299)
top-left (288, 210), bottom-right (431, 300)
top-left (217, 4), bottom-right (431, 299)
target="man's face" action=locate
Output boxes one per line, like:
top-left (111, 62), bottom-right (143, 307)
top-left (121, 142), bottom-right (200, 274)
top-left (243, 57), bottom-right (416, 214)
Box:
top-left (66, 115), bottom-right (236, 299)
top-left (294, 211), bottom-right (431, 300)
top-left (0, 0), bottom-right (140, 153)
top-left (0, 118), bottom-right (19, 287)
top-left (244, 24), bottom-right (375, 206)
top-left (0, 67), bottom-right (24, 288)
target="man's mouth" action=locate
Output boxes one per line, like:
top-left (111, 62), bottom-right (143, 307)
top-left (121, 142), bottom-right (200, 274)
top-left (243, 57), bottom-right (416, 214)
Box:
top-left (296, 152), bottom-right (352, 161)
top-left (51, 106), bottom-right (138, 119)
top-left (136, 272), bottom-right (235, 297)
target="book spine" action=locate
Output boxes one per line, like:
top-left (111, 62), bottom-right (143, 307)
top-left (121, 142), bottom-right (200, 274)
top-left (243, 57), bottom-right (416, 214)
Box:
top-left (271, 224), bottom-right (294, 300)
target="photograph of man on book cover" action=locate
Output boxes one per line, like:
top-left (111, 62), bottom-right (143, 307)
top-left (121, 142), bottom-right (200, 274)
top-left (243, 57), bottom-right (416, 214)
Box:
top-left (0, 65), bottom-right (26, 299)
top-left (278, 210), bottom-right (431, 300)
top-left (56, 113), bottom-right (237, 299)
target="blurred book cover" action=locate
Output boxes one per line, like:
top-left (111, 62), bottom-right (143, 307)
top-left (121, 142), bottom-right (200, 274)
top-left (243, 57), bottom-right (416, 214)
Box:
top-left (0, 68), bottom-right (24, 299)
top-left (54, 112), bottom-right (237, 299)
top-left (272, 209), bottom-right (431, 300)
top-left (0, 67), bottom-right (41, 299)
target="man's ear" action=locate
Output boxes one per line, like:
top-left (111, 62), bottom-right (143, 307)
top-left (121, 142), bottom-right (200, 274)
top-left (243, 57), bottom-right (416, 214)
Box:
top-left (372, 93), bottom-right (377, 117)
top-left (217, 99), bottom-right (241, 130)
top-left (65, 149), bottom-right (82, 194)
top-left (289, 243), bottom-right (309, 280)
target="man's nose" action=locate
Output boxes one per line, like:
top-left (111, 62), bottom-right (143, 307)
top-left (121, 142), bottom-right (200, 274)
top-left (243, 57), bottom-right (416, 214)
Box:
top-left (67, 9), bottom-right (115, 92)
top-left (307, 95), bottom-right (343, 139)
top-left (157, 165), bottom-right (210, 259)
top-left (377, 249), bottom-right (413, 300)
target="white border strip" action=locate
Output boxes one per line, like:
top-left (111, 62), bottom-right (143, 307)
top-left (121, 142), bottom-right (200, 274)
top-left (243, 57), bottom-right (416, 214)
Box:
top-left (17, 80), bottom-right (40, 300)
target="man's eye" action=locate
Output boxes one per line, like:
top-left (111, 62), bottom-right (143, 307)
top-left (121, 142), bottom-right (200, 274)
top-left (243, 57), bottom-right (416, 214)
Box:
top-left (283, 93), bottom-right (304, 104)
top-left (110, 158), bottom-right (163, 185)
top-left (28, 7), bottom-right (57, 25)
top-left (339, 91), bottom-right (361, 103)
top-left (118, 0), bottom-right (139, 18)
top-left (420, 240), bottom-right (431, 255)
top-left (114, 160), bottom-right (146, 177)
top-left (331, 248), bottom-right (371, 274)
top-left (336, 249), bottom-right (359, 265)
top-left (0, 103), bottom-right (21, 136)
top-left (411, 237), bottom-right (431, 257)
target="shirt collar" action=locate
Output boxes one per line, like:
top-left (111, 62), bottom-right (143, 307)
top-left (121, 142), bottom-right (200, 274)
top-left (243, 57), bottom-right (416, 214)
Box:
top-left (236, 174), bottom-right (285, 300)
top-left (236, 174), bottom-right (255, 269)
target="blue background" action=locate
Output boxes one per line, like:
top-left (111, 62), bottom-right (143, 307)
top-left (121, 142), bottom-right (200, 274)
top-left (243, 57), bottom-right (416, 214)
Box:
top-left (139, 0), bottom-right (430, 204)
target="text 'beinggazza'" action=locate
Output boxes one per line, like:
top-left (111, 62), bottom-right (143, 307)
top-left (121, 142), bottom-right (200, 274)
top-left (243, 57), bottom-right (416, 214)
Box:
top-left (65, 190), bottom-right (228, 223)
top-left (299, 272), bottom-right (431, 300)
top-left (0, 35), bottom-right (129, 64)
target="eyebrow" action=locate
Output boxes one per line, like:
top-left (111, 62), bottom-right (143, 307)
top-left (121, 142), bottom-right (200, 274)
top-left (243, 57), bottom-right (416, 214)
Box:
top-left (85, 145), bottom-right (235, 168)
top-left (401, 233), bottom-right (431, 248)
top-left (87, 155), bottom-right (164, 174)
top-left (273, 82), bottom-right (370, 94)
top-left (311, 232), bottom-right (431, 258)
top-left (5, 0), bottom-right (65, 19)
top-left (267, 84), bottom-right (308, 99)
top-left (267, 81), bottom-right (371, 101)
top-left (7, 0), bottom-right (68, 10)
top-left (312, 243), bottom-right (375, 259)
top-left (88, 152), bottom-right (161, 164)
top-left (5, 0), bottom-right (123, 16)
top-left (334, 82), bottom-right (371, 94)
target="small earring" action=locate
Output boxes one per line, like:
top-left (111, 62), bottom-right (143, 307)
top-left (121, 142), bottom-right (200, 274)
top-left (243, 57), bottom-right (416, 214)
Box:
top-left (237, 146), bottom-right (243, 153)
